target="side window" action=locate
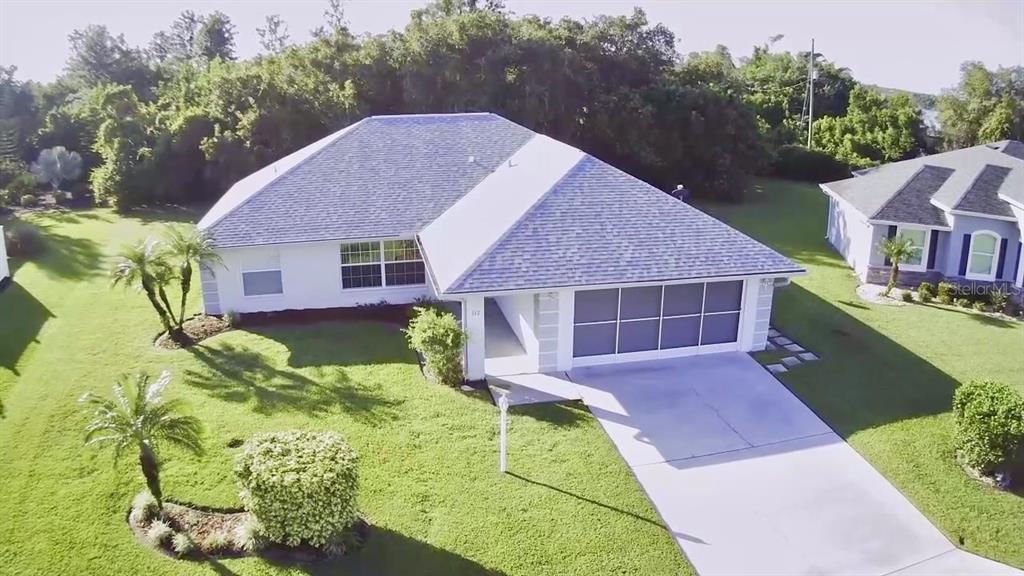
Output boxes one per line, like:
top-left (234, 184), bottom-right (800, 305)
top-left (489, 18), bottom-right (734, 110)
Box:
top-left (241, 251), bottom-right (283, 296)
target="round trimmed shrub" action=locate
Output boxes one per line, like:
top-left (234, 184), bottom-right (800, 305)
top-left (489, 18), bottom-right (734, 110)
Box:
top-left (917, 282), bottom-right (935, 303)
top-left (19, 193), bottom-right (38, 207)
top-left (952, 380), bottom-right (1024, 475)
top-left (235, 430), bottom-right (359, 548)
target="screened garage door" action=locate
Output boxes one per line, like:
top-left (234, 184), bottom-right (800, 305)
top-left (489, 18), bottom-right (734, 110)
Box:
top-left (572, 281), bottom-right (743, 359)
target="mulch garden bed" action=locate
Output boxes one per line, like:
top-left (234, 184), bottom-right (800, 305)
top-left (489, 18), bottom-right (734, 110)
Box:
top-left (128, 500), bottom-right (371, 562)
top-left (154, 315), bottom-right (232, 349)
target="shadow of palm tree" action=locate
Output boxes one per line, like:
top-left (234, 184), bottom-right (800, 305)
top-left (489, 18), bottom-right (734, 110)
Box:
top-left (2, 216), bottom-right (104, 281)
top-left (184, 342), bottom-right (402, 421)
top-left (242, 321), bottom-right (417, 369)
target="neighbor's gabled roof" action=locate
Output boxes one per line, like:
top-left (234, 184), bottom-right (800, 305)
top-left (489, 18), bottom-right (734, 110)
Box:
top-left (822, 141), bottom-right (1024, 225)
top-left (199, 112), bottom-right (804, 295)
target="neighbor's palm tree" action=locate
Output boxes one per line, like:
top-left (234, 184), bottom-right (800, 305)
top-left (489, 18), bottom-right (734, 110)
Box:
top-left (163, 226), bottom-right (223, 326)
top-left (877, 235), bottom-right (916, 296)
top-left (111, 238), bottom-right (179, 337)
top-left (80, 371), bottom-right (203, 509)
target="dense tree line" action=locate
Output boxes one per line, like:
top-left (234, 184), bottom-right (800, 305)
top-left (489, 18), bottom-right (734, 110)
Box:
top-left (1, 0), bottom-right (1021, 211)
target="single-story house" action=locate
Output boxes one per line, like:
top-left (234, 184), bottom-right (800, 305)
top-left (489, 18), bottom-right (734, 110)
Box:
top-left (820, 141), bottom-right (1024, 293)
top-left (197, 113), bottom-right (804, 380)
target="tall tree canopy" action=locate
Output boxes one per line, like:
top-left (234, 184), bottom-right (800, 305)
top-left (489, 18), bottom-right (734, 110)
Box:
top-left (150, 10), bottom-right (237, 63)
top-left (937, 62), bottom-right (1024, 149)
top-left (813, 86), bottom-right (924, 168)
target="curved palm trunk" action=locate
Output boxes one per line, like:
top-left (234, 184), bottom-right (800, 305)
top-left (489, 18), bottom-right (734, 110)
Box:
top-left (178, 261), bottom-right (193, 326)
top-left (886, 262), bottom-right (900, 296)
top-left (139, 442), bottom-right (163, 509)
top-left (141, 280), bottom-right (174, 335)
top-left (157, 284), bottom-right (179, 328)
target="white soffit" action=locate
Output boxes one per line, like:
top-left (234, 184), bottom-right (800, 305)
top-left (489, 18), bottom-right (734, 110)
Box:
top-left (420, 134), bottom-right (585, 293)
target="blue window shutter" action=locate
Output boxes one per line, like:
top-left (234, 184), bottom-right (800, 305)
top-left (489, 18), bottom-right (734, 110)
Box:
top-left (996, 238), bottom-right (1009, 279)
top-left (1014, 242), bottom-right (1022, 283)
top-left (958, 234), bottom-right (970, 276)
top-left (884, 225), bottom-right (897, 266)
top-left (926, 230), bottom-right (938, 270)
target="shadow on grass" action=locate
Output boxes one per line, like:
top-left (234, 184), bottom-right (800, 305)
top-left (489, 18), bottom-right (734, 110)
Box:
top-left (512, 401), bottom-right (588, 428)
top-left (773, 283), bottom-right (960, 436)
top-left (3, 216), bottom-right (103, 281)
top-left (262, 525), bottom-right (506, 576)
top-left (243, 321), bottom-right (417, 369)
top-left (0, 281), bottom-right (54, 375)
top-left (185, 342), bottom-right (402, 421)
top-left (118, 204), bottom-right (205, 225)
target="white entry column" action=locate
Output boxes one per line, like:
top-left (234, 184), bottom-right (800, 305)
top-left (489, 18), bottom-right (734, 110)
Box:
top-left (463, 295), bottom-right (486, 381)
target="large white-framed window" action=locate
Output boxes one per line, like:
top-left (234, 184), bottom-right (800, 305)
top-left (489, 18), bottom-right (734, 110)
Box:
top-left (896, 225), bottom-right (928, 271)
top-left (340, 239), bottom-right (425, 290)
top-left (966, 230), bottom-right (1001, 280)
top-left (241, 250), bottom-right (283, 296)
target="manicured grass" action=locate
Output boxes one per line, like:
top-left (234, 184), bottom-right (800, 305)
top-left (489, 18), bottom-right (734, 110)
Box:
top-left (701, 179), bottom-right (1024, 567)
top-left (0, 209), bottom-right (691, 575)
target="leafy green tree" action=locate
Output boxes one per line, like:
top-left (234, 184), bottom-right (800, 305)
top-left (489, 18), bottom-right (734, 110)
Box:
top-left (30, 146), bottom-right (83, 192)
top-left (163, 226), bottom-right (223, 325)
top-left (194, 12), bottom-right (237, 61)
top-left (813, 86), bottom-right (923, 168)
top-left (150, 10), bottom-right (236, 63)
top-left (64, 25), bottom-right (154, 95)
top-left (257, 14), bottom-right (290, 54)
top-left (110, 239), bottom-right (180, 338)
top-left (79, 370), bottom-right (202, 509)
top-left (877, 234), bottom-right (916, 296)
top-left (938, 62), bottom-right (1023, 148)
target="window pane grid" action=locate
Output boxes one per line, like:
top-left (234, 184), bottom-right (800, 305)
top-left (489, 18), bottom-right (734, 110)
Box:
top-left (340, 242), bottom-right (380, 265)
top-left (341, 264), bottom-right (382, 289)
top-left (385, 261), bottom-right (426, 286)
top-left (383, 240), bottom-right (422, 262)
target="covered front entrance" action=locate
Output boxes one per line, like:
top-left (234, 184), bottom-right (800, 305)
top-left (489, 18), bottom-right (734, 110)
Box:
top-left (483, 297), bottom-right (537, 376)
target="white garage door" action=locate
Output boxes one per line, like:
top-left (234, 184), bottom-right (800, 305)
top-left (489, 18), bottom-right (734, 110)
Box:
top-left (572, 281), bottom-right (744, 363)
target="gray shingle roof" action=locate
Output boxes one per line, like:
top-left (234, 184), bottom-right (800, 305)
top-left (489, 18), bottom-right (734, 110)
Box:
top-left (202, 113), bottom-right (533, 247)
top-left (873, 166), bottom-right (953, 227)
top-left (823, 141), bottom-right (1024, 223)
top-left (955, 164), bottom-right (1015, 217)
top-left (448, 156), bottom-right (803, 294)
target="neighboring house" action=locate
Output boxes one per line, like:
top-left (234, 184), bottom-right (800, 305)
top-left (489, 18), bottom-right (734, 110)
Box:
top-left (197, 113), bottom-right (804, 380)
top-left (821, 141), bottom-right (1024, 293)
top-left (0, 225), bottom-right (9, 285)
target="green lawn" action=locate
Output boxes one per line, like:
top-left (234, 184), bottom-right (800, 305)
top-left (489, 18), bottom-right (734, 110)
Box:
top-left (701, 179), bottom-right (1024, 567)
top-left (0, 209), bottom-right (691, 576)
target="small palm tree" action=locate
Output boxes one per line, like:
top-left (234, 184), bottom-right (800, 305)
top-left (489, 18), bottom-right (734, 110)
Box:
top-left (111, 238), bottom-right (181, 339)
top-left (163, 226), bottom-right (223, 326)
top-left (877, 235), bottom-right (916, 296)
top-left (80, 371), bottom-right (203, 509)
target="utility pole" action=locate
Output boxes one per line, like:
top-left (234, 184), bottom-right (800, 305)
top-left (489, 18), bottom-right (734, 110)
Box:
top-left (807, 38), bottom-right (816, 149)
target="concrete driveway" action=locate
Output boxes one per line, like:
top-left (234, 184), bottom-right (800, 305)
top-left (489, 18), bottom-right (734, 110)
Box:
top-left (570, 353), bottom-right (1020, 576)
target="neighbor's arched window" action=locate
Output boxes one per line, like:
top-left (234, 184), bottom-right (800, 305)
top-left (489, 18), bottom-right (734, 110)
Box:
top-left (966, 230), bottom-right (1000, 280)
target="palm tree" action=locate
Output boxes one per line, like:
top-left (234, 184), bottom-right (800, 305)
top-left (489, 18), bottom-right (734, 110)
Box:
top-left (877, 235), bottom-right (916, 296)
top-left (111, 238), bottom-right (181, 338)
top-left (79, 371), bottom-right (203, 509)
top-left (163, 226), bottom-right (223, 326)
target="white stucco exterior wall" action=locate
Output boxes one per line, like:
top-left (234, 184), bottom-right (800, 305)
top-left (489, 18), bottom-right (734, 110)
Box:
top-left (943, 214), bottom-right (1021, 281)
top-left (0, 225), bottom-right (9, 281)
top-left (205, 240), bottom-right (435, 315)
top-left (825, 190), bottom-right (876, 280)
top-left (494, 293), bottom-right (539, 360)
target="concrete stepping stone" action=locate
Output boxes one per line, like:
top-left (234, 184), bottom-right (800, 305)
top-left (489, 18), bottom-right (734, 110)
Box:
top-left (775, 337), bottom-right (793, 346)
top-left (784, 343), bottom-right (805, 353)
top-left (798, 352), bottom-right (819, 362)
top-left (766, 363), bottom-right (788, 374)
top-left (781, 356), bottom-right (802, 367)
top-left (765, 341), bottom-right (778, 351)
top-left (768, 328), bottom-right (781, 338)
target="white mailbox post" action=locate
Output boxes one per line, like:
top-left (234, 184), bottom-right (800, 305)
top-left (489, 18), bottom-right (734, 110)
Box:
top-left (498, 392), bottom-right (509, 473)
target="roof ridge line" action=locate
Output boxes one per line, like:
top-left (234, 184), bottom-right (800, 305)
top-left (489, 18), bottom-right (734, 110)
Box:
top-left (444, 150), bottom-right (589, 293)
top-left (198, 118), bottom-right (367, 232)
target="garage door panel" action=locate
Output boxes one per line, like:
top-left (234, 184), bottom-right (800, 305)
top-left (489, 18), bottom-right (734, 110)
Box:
top-left (701, 312), bottom-right (740, 345)
top-left (618, 319), bottom-right (659, 353)
top-left (619, 286), bottom-right (661, 320)
top-left (704, 281), bottom-right (743, 313)
top-left (661, 316), bottom-right (701, 349)
top-left (663, 283), bottom-right (703, 316)
top-left (574, 322), bottom-right (616, 357)
top-left (575, 289), bottom-right (618, 323)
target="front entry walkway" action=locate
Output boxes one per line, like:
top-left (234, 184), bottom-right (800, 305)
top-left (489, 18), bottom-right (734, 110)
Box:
top-left (570, 353), bottom-right (1020, 576)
